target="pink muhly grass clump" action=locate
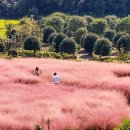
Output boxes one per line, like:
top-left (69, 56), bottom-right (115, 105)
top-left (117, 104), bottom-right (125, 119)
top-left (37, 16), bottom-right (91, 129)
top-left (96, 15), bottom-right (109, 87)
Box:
top-left (0, 58), bottom-right (130, 129)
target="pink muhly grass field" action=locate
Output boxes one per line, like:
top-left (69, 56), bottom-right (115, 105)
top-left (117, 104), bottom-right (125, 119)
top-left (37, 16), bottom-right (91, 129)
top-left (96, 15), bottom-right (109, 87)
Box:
top-left (0, 58), bottom-right (130, 130)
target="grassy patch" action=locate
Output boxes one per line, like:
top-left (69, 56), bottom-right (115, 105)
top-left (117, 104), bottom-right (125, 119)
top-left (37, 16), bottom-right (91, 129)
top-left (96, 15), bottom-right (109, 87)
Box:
top-left (0, 29), bottom-right (7, 39)
top-left (0, 20), bottom-right (19, 29)
top-left (0, 19), bottom-right (19, 39)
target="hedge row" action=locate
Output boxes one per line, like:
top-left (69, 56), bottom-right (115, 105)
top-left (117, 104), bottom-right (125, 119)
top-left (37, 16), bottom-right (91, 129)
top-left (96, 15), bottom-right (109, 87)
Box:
top-left (17, 50), bottom-right (77, 60)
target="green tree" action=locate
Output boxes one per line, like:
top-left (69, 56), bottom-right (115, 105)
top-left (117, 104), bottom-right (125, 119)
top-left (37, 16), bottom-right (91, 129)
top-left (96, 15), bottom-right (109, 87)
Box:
top-left (83, 33), bottom-right (98, 55)
top-left (88, 18), bottom-right (107, 35)
top-left (103, 29), bottom-right (115, 42)
top-left (14, 17), bottom-right (40, 47)
top-left (24, 36), bottom-right (41, 55)
top-left (60, 38), bottom-right (76, 54)
top-left (43, 26), bottom-right (56, 43)
top-left (84, 16), bottom-right (94, 24)
top-left (53, 33), bottom-right (66, 52)
top-left (17, 0), bottom-right (36, 16)
top-left (105, 15), bottom-right (117, 29)
top-left (75, 27), bottom-right (87, 44)
top-left (117, 35), bottom-right (130, 53)
top-left (115, 17), bottom-right (130, 33)
top-left (48, 33), bottom-right (58, 44)
top-left (50, 12), bottom-right (67, 20)
top-left (80, 34), bottom-right (87, 47)
top-left (66, 16), bottom-right (87, 36)
top-left (1, 0), bottom-right (130, 19)
top-left (94, 38), bottom-right (112, 56)
top-left (113, 32), bottom-right (125, 47)
top-left (0, 39), bottom-right (5, 52)
top-left (6, 24), bottom-right (16, 39)
top-left (46, 16), bottom-right (65, 32)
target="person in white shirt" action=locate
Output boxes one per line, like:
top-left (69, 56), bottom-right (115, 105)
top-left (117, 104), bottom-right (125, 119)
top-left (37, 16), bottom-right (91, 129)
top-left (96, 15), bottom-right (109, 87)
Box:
top-left (52, 73), bottom-right (61, 84)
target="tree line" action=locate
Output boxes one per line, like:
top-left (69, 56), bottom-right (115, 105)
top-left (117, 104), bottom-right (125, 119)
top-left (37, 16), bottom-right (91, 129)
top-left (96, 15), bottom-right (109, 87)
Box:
top-left (1, 0), bottom-right (130, 18)
top-left (1, 12), bottom-right (130, 61)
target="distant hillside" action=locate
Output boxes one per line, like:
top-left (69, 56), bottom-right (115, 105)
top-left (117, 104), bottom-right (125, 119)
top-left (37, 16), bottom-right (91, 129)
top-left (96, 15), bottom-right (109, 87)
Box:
top-left (0, 0), bottom-right (130, 18)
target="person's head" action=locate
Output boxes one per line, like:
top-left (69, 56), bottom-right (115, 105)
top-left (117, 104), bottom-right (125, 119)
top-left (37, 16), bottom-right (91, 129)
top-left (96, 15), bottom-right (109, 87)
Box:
top-left (54, 72), bottom-right (57, 76)
top-left (35, 67), bottom-right (39, 70)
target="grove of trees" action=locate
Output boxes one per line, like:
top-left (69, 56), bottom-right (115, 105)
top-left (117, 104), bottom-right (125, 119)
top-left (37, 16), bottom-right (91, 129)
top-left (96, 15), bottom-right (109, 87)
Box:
top-left (1, 0), bottom-right (130, 18)
top-left (1, 12), bottom-right (130, 59)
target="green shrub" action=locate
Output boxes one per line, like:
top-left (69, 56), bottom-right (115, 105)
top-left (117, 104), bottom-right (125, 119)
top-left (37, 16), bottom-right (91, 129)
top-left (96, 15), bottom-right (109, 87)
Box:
top-left (0, 43), bottom-right (5, 52)
top-left (43, 26), bottom-right (56, 43)
top-left (84, 15), bottom-right (94, 24)
top-left (116, 53), bottom-right (130, 61)
top-left (105, 15), bottom-right (117, 29)
top-left (117, 35), bottom-right (130, 53)
top-left (80, 34), bottom-right (87, 47)
top-left (4, 55), bottom-right (13, 59)
top-left (18, 50), bottom-right (34, 57)
top-left (103, 29), bottom-right (115, 42)
top-left (67, 54), bottom-right (77, 59)
top-left (114, 119), bottom-right (130, 130)
top-left (47, 33), bottom-right (58, 44)
top-left (50, 12), bottom-right (67, 20)
top-left (115, 17), bottom-right (130, 33)
top-left (94, 38), bottom-right (112, 56)
top-left (46, 16), bottom-right (65, 32)
top-left (104, 59), bottom-right (119, 63)
top-left (66, 16), bottom-right (87, 36)
top-left (75, 27), bottom-right (87, 44)
top-left (6, 25), bottom-right (16, 39)
top-left (24, 36), bottom-right (41, 55)
top-left (76, 44), bottom-right (81, 52)
top-left (113, 32), bottom-right (125, 47)
top-left (52, 33), bottom-right (66, 52)
top-left (0, 39), bottom-right (5, 52)
top-left (92, 53), bottom-right (101, 61)
top-left (8, 49), bottom-right (17, 57)
top-left (17, 50), bottom-right (76, 60)
top-left (83, 33), bottom-right (98, 55)
top-left (88, 18), bottom-right (107, 35)
top-left (60, 38), bottom-right (76, 54)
